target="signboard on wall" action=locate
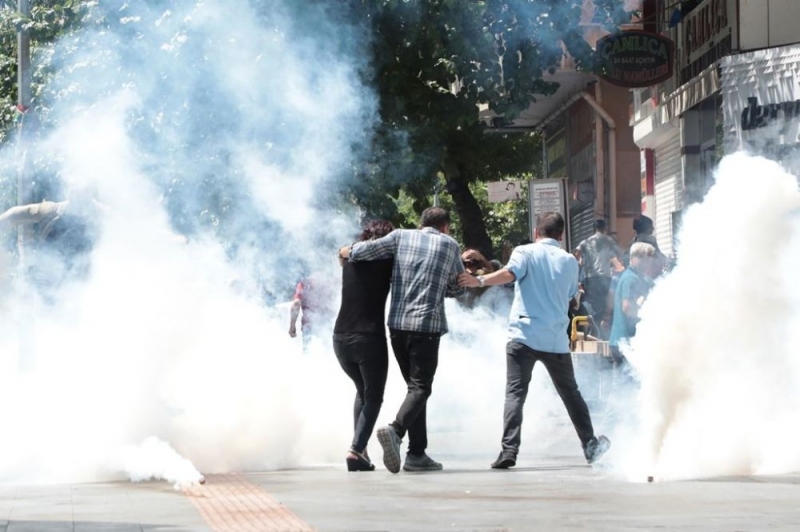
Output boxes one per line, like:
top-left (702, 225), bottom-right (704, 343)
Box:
top-left (529, 178), bottom-right (570, 249)
top-left (679, 0), bottom-right (734, 85)
top-left (720, 45), bottom-right (800, 160)
top-left (683, 0), bottom-right (731, 66)
top-left (487, 180), bottom-right (523, 203)
top-left (597, 30), bottom-right (674, 88)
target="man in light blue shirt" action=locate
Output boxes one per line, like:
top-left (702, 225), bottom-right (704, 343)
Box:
top-left (459, 212), bottom-right (610, 469)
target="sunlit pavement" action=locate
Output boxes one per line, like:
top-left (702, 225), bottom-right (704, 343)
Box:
top-left (1, 455), bottom-right (799, 531)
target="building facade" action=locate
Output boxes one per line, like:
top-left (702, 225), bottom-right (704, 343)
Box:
top-left (631, 0), bottom-right (800, 257)
top-left (481, 0), bottom-right (643, 250)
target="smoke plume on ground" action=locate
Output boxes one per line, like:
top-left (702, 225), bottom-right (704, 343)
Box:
top-left (614, 152), bottom-right (800, 481)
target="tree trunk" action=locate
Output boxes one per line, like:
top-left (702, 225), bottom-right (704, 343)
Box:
top-left (445, 173), bottom-right (494, 259)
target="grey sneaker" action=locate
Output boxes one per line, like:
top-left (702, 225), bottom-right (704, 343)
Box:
top-left (377, 426), bottom-right (402, 473)
top-left (403, 453), bottom-right (443, 472)
top-left (584, 435), bottom-right (611, 464)
top-left (490, 451), bottom-right (516, 469)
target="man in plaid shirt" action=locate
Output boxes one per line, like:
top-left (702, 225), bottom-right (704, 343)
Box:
top-left (338, 207), bottom-right (464, 473)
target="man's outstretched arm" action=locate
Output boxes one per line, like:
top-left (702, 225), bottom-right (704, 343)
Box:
top-left (458, 267), bottom-right (516, 288)
top-left (0, 203), bottom-right (56, 229)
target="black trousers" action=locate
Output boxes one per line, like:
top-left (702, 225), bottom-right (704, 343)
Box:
top-left (501, 341), bottom-right (595, 456)
top-left (389, 329), bottom-right (441, 456)
top-left (333, 333), bottom-right (389, 453)
top-left (583, 275), bottom-right (611, 323)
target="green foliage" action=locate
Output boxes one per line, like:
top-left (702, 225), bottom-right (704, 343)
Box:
top-left (342, 0), bottom-right (635, 257)
top-left (391, 171), bottom-right (531, 253)
top-left (0, 1), bottom-right (103, 213)
top-left (0, 1), bottom-right (99, 143)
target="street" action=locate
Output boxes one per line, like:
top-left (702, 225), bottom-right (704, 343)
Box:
top-left (1, 452), bottom-right (798, 531)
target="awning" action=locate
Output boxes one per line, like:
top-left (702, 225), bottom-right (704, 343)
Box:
top-left (633, 64), bottom-right (719, 148)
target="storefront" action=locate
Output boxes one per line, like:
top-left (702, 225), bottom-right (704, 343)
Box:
top-left (631, 0), bottom-right (736, 256)
top-left (720, 44), bottom-right (800, 173)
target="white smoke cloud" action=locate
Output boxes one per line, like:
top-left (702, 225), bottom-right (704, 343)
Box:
top-left (614, 152), bottom-right (800, 481)
top-left (116, 437), bottom-right (204, 490)
top-left (0, 0), bottom-right (372, 486)
top-left (0, 0), bottom-right (580, 488)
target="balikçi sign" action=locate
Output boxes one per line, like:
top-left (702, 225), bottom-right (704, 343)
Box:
top-left (597, 30), bottom-right (674, 88)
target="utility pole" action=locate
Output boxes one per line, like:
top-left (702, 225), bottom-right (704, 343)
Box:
top-left (16, 0), bottom-right (34, 370)
top-left (17, 0), bottom-right (34, 251)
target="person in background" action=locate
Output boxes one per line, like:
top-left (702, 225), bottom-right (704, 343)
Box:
top-left (574, 219), bottom-right (623, 332)
top-left (609, 242), bottom-right (658, 373)
top-left (461, 248), bottom-right (495, 277)
top-left (458, 212), bottom-right (610, 470)
top-left (628, 215), bottom-right (666, 273)
top-left (458, 248), bottom-right (496, 307)
top-left (338, 207), bottom-right (464, 474)
top-left (334, 220), bottom-right (395, 472)
top-left (288, 273), bottom-right (335, 352)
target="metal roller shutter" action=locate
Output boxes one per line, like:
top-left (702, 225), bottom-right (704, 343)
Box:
top-left (654, 130), bottom-right (682, 256)
top-left (569, 202), bottom-right (596, 252)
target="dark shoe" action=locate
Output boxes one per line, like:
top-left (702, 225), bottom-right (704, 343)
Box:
top-left (346, 449), bottom-right (375, 472)
top-left (377, 425), bottom-right (402, 473)
top-left (403, 453), bottom-right (443, 472)
top-left (584, 435), bottom-right (611, 464)
top-left (490, 451), bottom-right (516, 469)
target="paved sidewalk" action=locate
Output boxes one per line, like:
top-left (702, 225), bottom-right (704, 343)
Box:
top-left (0, 458), bottom-right (799, 531)
top-left (260, 459), bottom-right (800, 532)
top-left (0, 480), bottom-right (210, 531)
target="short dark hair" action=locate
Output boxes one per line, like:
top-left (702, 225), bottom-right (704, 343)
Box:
top-left (359, 219), bottom-right (395, 241)
top-left (420, 207), bottom-right (450, 230)
top-left (594, 219), bottom-right (606, 231)
top-left (633, 215), bottom-right (654, 233)
top-left (535, 212), bottom-right (565, 239)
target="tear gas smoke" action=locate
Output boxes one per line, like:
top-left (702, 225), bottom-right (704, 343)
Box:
top-left (0, 0), bottom-right (372, 486)
top-left (614, 152), bottom-right (800, 481)
top-left (116, 437), bottom-right (204, 490)
top-left (0, 0), bottom-right (577, 487)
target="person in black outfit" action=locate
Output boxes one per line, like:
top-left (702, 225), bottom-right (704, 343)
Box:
top-left (333, 219), bottom-right (395, 472)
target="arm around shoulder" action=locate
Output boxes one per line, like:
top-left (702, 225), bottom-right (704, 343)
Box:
top-left (348, 231), bottom-right (397, 262)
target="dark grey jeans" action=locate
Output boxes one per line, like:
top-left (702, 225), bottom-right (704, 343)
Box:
top-left (333, 333), bottom-right (389, 453)
top-left (389, 329), bottom-right (441, 456)
top-left (501, 341), bottom-right (595, 456)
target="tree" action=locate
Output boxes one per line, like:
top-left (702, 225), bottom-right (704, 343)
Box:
top-left (0, 0), bottom-right (105, 213)
top-left (0, 1), bottom-right (100, 142)
top-left (342, 0), bottom-right (632, 258)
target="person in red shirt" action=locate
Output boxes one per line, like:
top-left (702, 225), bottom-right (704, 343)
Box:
top-left (288, 275), bottom-right (334, 351)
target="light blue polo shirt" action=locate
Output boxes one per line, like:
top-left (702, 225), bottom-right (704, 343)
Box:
top-left (506, 239), bottom-right (579, 354)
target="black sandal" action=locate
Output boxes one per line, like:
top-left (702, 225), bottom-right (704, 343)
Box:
top-left (346, 449), bottom-right (375, 472)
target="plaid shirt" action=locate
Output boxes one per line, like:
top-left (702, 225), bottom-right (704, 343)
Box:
top-left (349, 227), bottom-right (465, 334)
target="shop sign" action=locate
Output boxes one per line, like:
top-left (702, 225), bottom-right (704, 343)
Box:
top-left (598, 30), bottom-right (674, 88)
top-left (720, 47), bottom-right (800, 154)
top-left (683, 0), bottom-right (730, 66)
top-left (679, 0), bottom-right (734, 85)
top-left (740, 97), bottom-right (800, 132)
